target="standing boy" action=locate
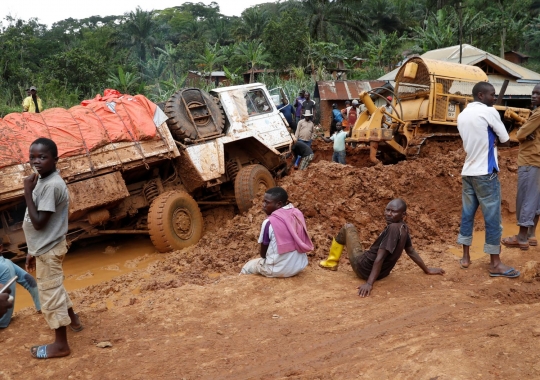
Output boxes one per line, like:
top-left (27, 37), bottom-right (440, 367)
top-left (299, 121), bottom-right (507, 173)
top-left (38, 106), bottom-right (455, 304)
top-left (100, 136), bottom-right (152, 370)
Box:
top-left (23, 137), bottom-right (83, 359)
top-left (240, 187), bottom-right (313, 278)
top-left (456, 82), bottom-right (519, 277)
top-left (322, 122), bottom-right (349, 164)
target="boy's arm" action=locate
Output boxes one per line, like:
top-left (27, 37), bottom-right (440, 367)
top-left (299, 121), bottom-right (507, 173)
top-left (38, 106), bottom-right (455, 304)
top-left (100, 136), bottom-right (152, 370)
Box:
top-left (358, 248), bottom-right (389, 297)
top-left (23, 174), bottom-right (53, 230)
top-left (405, 245), bottom-right (445, 275)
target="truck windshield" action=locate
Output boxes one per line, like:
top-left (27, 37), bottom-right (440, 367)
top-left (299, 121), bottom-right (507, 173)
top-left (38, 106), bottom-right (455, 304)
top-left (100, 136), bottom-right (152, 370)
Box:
top-left (245, 90), bottom-right (272, 117)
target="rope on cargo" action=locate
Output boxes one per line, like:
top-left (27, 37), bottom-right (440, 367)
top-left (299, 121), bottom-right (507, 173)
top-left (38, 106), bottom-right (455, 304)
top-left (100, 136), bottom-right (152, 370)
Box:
top-left (116, 101), bottom-right (150, 170)
top-left (67, 110), bottom-right (96, 174)
top-left (87, 107), bottom-right (124, 171)
top-left (36, 113), bottom-right (53, 139)
top-left (0, 119), bottom-right (26, 166)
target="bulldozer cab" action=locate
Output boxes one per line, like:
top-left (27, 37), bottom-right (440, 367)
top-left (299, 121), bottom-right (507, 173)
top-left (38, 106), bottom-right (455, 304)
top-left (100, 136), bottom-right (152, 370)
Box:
top-left (394, 57), bottom-right (488, 125)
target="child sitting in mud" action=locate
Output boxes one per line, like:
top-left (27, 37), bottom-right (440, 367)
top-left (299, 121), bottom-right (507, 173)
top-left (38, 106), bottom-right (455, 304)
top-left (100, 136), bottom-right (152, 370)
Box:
top-left (240, 187), bottom-right (313, 277)
top-left (319, 199), bottom-right (445, 297)
top-left (23, 138), bottom-right (83, 359)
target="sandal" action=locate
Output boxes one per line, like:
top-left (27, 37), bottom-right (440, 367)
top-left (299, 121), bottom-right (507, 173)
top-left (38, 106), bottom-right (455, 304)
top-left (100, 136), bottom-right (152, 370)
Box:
top-left (501, 235), bottom-right (529, 250)
top-left (489, 267), bottom-right (520, 278)
top-left (529, 237), bottom-right (538, 246)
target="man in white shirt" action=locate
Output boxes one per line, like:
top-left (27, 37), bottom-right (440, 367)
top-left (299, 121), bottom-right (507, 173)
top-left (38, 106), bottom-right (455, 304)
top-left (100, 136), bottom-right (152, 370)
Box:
top-left (456, 82), bottom-right (519, 278)
top-left (322, 122), bottom-right (349, 164)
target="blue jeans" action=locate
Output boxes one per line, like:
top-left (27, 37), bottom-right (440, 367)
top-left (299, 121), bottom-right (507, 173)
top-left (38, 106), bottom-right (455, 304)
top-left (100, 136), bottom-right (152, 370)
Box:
top-left (332, 150), bottom-right (346, 164)
top-left (457, 173), bottom-right (502, 255)
top-left (0, 257), bottom-right (41, 328)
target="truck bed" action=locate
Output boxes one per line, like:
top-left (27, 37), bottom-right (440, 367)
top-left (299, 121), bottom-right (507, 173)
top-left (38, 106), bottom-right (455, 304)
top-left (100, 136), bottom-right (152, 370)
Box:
top-left (0, 122), bottom-right (179, 205)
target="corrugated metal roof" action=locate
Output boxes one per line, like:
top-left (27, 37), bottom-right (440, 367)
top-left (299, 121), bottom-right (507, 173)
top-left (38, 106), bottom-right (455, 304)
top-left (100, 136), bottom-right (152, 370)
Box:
top-left (314, 80), bottom-right (386, 100)
top-left (378, 44), bottom-right (540, 96)
top-left (487, 75), bottom-right (537, 97)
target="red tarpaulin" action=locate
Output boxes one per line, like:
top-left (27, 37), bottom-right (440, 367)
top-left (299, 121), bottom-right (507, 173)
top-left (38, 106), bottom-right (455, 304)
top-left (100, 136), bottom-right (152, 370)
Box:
top-left (0, 90), bottom-right (160, 168)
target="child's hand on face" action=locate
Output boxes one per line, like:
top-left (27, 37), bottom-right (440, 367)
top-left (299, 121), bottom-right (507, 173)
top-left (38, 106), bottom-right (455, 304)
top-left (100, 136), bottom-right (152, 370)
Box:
top-left (23, 173), bottom-right (38, 193)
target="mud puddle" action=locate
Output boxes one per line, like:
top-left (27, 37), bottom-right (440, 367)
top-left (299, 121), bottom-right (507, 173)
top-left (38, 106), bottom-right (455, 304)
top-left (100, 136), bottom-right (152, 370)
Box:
top-left (448, 221), bottom-right (519, 260)
top-left (14, 235), bottom-right (159, 311)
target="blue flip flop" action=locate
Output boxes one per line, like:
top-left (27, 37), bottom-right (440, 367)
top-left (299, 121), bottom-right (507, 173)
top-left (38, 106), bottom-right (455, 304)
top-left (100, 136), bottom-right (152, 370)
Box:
top-left (489, 268), bottom-right (520, 278)
top-left (31, 345), bottom-right (48, 359)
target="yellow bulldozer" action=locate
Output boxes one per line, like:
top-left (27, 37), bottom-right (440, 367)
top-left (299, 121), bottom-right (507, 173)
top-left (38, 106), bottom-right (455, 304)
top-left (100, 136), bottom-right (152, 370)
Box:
top-left (348, 56), bottom-right (531, 163)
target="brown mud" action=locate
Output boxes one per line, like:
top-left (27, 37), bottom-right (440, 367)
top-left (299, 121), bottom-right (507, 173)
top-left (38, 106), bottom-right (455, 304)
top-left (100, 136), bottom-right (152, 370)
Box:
top-left (3, 143), bottom-right (540, 380)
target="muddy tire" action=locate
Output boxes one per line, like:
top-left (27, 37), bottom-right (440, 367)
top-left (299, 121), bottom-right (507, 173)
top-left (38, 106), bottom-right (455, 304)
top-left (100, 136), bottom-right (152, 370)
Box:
top-left (164, 88), bottom-right (225, 141)
top-left (148, 191), bottom-right (204, 252)
top-left (235, 164), bottom-right (276, 214)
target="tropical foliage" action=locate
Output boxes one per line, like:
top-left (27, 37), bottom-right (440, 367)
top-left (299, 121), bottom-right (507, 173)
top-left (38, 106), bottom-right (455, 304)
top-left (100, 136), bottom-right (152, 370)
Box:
top-left (0, 0), bottom-right (538, 115)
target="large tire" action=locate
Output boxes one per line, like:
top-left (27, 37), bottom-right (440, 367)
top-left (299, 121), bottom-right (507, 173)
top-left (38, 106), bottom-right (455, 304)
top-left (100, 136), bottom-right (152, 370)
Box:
top-left (148, 191), bottom-right (204, 252)
top-left (164, 88), bottom-right (225, 141)
top-left (235, 164), bottom-right (276, 214)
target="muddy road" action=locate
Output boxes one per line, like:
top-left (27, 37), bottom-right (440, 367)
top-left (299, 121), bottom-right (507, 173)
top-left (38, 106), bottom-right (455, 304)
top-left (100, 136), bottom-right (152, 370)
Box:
top-left (3, 144), bottom-right (540, 380)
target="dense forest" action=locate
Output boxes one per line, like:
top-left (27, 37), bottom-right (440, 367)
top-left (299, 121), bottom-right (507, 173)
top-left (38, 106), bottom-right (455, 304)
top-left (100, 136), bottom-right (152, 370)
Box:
top-left (1, 0), bottom-right (539, 115)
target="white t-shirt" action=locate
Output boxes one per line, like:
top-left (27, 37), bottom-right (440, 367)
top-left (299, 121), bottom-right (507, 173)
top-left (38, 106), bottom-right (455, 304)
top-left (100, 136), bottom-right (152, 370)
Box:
top-left (257, 206), bottom-right (308, 278)
top-left (457, 102), bottom-right (509, 176)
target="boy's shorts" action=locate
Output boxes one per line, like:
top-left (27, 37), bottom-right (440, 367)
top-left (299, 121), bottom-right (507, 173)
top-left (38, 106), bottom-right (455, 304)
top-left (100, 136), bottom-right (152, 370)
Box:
top-left (35, 239), bottom-right (73, 330)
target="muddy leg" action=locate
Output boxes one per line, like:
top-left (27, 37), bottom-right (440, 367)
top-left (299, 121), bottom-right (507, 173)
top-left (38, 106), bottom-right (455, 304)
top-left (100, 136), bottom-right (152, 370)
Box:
top-left (344, 224), bottom-right (365, 279)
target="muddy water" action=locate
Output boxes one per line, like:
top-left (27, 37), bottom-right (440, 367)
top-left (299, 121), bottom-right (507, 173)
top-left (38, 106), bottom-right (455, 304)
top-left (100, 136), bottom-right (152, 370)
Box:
top-left (14, 235), bottom-right (159, 311)
top-left (449, 221), bottom-right (519, 260)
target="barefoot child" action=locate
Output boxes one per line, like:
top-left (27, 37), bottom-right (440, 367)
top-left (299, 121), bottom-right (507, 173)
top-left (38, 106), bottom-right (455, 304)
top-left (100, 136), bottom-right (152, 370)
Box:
top-left (319, 199), bottom-right (445, 297)
top-left (240, 187), bottom-right (313, 277)
top-left (23, 138), bottom-right (83, 359)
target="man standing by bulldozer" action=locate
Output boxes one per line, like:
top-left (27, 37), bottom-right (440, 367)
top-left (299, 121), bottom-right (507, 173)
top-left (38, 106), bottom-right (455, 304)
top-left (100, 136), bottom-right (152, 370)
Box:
top-left (501, 84), bottom-right (540, 251)
top-left (456, 82), bottom-right (519, 278)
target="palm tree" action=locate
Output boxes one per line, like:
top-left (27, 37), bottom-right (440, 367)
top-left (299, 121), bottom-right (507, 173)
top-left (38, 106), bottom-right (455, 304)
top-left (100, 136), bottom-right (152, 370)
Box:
top-left (233, 8), bottom-right (269, 41)
top-left (283, 0), bottom-right (367, 41)
top-left (195, 43), bottom-right (226, 84)
top-left (121, 7), bottom-right (159, 63)
top-left (235, 40), bottom-right (271, 83)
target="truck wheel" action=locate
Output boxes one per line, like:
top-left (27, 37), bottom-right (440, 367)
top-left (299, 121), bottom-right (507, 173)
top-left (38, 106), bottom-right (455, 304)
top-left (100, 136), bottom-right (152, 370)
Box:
top-left (148, 191), bottom-right (204, 252)
top-left (235, 164), bottom-right (276, 214)
top-left (164, 88), bottom-right (225, 141)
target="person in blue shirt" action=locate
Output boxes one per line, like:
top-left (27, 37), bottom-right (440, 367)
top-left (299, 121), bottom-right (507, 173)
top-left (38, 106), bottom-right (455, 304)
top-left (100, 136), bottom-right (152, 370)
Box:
top-left (278, 98), bottom-right (296, 132)
top-left (0, 243), bottom-right (41, 328)
top-left (322, 122), bottom-right (350, 164)
top-left (330, 103), bottom-right (344, 135)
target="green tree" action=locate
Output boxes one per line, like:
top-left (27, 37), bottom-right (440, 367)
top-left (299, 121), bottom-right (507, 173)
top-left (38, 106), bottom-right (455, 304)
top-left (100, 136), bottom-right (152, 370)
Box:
top-left (284, 0), bottom-right (367, 41)
top-left (235, 40), bottom-right (271, 83)
top-left (195, 43), bottom-right (226, 84)
top-left (120, 7), bottom-right (160, 63)
top-left (233, 8), bottom-right (269, 41)
top-left (108, 66), bottom-right (143, 94)
top-left (362, 31), bottom-right (404, 68)
top-left (43, 48), bottom-right (108, 96)
top-left (262, 10), bottom-right (308, 70)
